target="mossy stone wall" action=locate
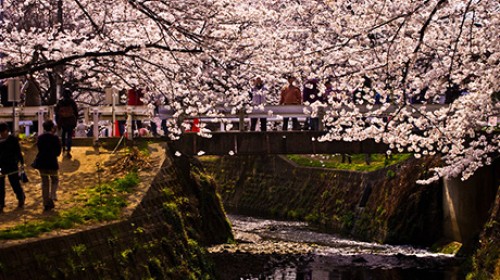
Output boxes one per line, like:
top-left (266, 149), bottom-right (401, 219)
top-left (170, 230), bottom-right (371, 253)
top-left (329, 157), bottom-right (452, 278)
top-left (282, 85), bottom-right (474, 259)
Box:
top-left (467, 180), bottom-right (500, 280)
top-left (203, 155), bottom-right (443, 246)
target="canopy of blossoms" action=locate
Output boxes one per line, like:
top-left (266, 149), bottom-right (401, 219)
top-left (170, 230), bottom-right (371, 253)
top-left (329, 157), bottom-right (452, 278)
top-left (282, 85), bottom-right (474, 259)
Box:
top-left (0, 0), bottom-right (499, 182)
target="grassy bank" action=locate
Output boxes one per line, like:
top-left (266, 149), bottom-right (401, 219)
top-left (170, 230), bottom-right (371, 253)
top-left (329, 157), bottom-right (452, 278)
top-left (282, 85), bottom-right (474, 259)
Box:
top-left (286, 153), bottom-right (412, 172)
top-left (0, 172), bottom-right (139, 240)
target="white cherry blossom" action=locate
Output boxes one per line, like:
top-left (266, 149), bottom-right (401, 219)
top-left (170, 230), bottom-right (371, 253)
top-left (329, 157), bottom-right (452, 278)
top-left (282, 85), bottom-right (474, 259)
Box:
top-left (0, 0), bottom-right (498, 183)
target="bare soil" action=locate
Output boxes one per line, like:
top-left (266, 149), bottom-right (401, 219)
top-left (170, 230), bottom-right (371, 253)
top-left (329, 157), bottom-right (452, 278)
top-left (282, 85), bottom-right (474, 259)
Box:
top-left (0, 140), bottom-right (165, 236)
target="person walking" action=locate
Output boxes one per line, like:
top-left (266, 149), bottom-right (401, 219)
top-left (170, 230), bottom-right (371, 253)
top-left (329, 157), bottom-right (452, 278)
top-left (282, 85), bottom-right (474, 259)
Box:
top-left (249, 77), bottom-right (268, 131)
top-left (0, 122), bottom-right (26, 213)
top-left (55, 88), bottom-right (78, 158)
top-left (32, 120), bottom-right (62, 211)
top-left (279, 76), bottom-right (302, 130)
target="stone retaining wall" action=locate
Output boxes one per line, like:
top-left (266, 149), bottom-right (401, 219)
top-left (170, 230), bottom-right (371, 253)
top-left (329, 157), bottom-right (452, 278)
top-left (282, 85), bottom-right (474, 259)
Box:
top-left (203, 155), bottom-right (443, 246)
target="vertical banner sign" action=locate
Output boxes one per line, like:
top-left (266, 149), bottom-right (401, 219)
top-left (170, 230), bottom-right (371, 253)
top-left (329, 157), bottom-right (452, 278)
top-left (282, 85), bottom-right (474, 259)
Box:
top-left (7, 78), bottom-right (21, 102)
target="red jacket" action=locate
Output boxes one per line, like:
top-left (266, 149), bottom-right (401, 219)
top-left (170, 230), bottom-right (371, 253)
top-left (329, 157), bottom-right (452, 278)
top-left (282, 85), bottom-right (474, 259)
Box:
top-left (127, 89), bottom-right (144, 105)
top-left (280, 85), bottom-right (302, 105)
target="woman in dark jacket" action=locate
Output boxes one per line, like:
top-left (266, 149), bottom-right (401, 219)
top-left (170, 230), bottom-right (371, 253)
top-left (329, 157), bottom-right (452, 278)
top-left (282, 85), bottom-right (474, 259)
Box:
top-left (33, 120), bottom-right (62, 211)
top-left (0, 122), bottom-right (25, 212)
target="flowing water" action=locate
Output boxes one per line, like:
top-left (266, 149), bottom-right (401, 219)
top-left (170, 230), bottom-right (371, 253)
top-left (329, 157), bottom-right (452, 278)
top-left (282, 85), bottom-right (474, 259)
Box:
top-left (209, 215), bottom-right (463, 280)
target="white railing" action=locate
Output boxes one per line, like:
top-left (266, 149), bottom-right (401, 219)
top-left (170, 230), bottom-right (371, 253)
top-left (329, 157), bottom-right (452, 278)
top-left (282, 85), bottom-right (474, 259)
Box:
top-left (0, 106), bottom-right (51, 136)
top-left (1, 103), bottom-right (496, 142)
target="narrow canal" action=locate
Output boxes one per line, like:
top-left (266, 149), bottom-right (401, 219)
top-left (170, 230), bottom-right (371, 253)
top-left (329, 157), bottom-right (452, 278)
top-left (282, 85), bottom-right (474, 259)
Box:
top-left (209, 215), bottom-right (462, 280)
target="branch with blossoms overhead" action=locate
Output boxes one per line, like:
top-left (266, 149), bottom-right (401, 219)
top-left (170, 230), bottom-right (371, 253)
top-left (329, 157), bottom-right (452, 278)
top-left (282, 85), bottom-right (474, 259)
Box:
top-left (1, 0), bottom-right (499, 182)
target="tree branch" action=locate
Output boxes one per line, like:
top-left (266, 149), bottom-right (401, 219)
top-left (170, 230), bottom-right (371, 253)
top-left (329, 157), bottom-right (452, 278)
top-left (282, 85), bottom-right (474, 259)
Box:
top-left (0, 44), bottom-right (202, 79)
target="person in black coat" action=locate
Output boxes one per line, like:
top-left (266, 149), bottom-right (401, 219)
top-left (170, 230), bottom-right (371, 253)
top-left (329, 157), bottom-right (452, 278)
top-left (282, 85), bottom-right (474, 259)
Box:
top-left (0, 122), bottom-right (26, 212)
top-left (33, 120), bottom-right (62, 211)
top-left (55, 88), bottom-right (78, 158)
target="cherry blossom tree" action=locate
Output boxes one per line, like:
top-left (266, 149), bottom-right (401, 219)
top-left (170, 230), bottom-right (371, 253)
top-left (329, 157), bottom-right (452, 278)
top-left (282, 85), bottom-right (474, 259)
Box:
top-left (0, 0), bottom-right (498, 182)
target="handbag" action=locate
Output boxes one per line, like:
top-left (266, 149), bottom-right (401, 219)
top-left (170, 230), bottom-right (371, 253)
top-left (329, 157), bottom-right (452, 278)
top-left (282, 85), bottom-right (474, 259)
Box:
top-left (31, 156), bottom-right (40, 170)
top-left (19, 169), bottom-right (29, 183)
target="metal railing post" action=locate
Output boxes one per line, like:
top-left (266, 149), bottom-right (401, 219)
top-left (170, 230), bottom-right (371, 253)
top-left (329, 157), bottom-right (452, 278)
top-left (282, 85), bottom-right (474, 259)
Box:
top-left (13, 107), bottom-right (20, 136)
top-left (239, 109), bottom-right (245, 132)
top-left (37, 107), bottom-right (45, 134)
top-left (48, 105), bottom-right (55, 122)
top-left (92, 108), bottom-right (99, 142)
top-left (126, 107), bottom-right (133, 140)
top-left (318, 106), bottom-right (325, 131)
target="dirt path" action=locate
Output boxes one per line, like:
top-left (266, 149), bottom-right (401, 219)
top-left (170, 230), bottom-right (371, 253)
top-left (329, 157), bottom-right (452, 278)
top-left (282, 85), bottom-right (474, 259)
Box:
top-left (0, 141), bottom-right (165, 232)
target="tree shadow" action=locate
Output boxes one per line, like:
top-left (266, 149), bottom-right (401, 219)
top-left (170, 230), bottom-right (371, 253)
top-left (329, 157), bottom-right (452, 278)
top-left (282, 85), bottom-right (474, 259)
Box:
top-left (60, 157), bottom-right (81, 173)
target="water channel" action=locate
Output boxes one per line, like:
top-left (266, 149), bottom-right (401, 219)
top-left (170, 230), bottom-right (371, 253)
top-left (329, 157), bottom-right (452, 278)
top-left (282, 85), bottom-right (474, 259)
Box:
top-left (209, 214), bottom-right (463, 280)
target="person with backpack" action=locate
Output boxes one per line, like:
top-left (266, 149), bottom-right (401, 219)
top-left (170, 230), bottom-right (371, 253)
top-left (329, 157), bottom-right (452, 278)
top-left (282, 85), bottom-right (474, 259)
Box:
top-left (55, 88), bottom-right (78, 158)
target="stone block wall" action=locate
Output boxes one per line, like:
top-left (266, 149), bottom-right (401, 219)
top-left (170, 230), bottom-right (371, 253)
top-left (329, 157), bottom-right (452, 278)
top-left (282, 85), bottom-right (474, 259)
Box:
top-left (203, 155), bottom-right (443, 246)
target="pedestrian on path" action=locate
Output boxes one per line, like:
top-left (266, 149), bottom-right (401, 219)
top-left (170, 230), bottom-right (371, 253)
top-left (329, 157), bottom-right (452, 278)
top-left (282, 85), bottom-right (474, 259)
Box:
top-left (55, 88), bottom-right (78, 158)
top-left (32, 120), bottom-right (62, 211)
top-left (0, 122), bottom-right (26, 213)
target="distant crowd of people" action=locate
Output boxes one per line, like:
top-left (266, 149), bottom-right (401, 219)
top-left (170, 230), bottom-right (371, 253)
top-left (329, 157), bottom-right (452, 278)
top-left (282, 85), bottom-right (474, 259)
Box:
top-left (1, 75), bottom-right (472, 139)
top-left (247, 75), bottom-right (328, 132)
top-left (247, 75), bottom-right (375, 132)
top-left (243, 75), bottom-right (473, 132)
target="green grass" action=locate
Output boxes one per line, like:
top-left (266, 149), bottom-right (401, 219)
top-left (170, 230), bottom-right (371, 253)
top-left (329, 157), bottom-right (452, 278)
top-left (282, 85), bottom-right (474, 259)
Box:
top-left (0, 172), bottom-right (139, 240)
top-left (130, 141), bottom-right (152, 156)
top-left (286, 153), bottom-right (412, 172)
top-left (197, 155), bottom-right (220, 162)
top-left (432, 241), bottom-right (462, 255)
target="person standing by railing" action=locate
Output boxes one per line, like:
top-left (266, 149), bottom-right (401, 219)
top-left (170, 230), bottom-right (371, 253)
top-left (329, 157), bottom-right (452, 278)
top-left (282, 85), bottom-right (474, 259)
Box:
top-left (55, 88), bottom-right (78, 159)
top-left (249, 77), bottom-right (268, 132)
top-left (279, 76), bottom-right (302, 130)
top-left (151, 97), bottom-right (169, 137)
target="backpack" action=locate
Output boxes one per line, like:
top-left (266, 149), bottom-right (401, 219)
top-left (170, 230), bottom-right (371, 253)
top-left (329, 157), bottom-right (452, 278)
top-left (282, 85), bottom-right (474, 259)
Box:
top-left (58, 105), bottom-right (74, 118)
top-left (58, 104), bottom-right (77, 127)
